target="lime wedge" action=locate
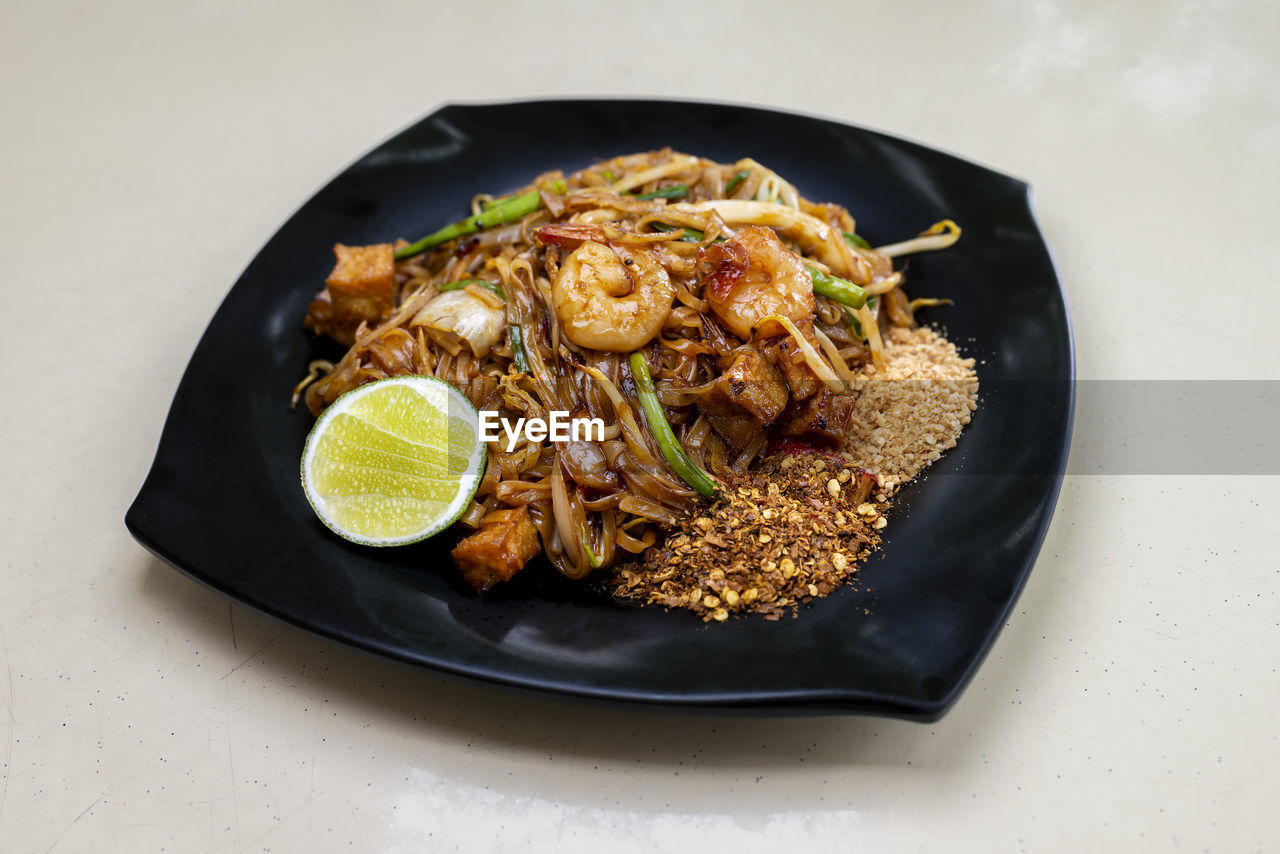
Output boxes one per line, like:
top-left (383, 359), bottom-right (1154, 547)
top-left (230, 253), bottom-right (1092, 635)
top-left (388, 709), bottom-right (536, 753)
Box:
top-left (300, 376), bottom-right (486, 546)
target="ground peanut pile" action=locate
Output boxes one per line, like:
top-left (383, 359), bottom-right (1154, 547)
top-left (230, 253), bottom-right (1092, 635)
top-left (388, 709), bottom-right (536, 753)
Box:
top-left (844, 326), bottom-right (980, 497)
top-left (605, 325), bottom-right (978, 620)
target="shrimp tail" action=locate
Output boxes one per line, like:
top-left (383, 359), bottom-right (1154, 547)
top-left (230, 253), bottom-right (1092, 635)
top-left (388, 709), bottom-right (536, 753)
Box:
top-left (535, 223), bottom-right (608, 249)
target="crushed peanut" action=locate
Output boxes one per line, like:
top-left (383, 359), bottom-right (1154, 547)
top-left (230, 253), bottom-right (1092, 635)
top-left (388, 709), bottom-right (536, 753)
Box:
top-left (843, 326), bottom-right (978, 496)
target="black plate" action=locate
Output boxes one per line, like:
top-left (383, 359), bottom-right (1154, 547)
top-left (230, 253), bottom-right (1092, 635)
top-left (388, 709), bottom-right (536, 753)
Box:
top-left (126, 99), bottom-right (1073, 720)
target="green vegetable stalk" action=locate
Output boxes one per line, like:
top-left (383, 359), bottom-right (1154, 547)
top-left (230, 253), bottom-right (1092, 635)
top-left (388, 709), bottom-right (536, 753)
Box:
top-left (627, 353), bottom-right (721, 500)
top-left (648, 221), bottom-right (704, 243)
top-left (508, 323), bottom-right (531, 373)
top-left (631, 185), bottom-right (690, 201)
top-left (843, 231), bottom-right (871, 250)
top-left (395, 180), bottom-right (567, 260)
top-left (724, 169), bottom-right (750, 195)
top-left (580, 528), bottom-right (603, 569)
top-left (807, 267), bottom-right (868, 310)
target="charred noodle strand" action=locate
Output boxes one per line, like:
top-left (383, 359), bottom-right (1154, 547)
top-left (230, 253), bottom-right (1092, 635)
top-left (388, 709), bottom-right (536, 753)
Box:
top-left (413, 328), bottom-right (433, 373)
top-left (599, 509), bottom-right (618, 566)
top-left (628, 353), bottom-right (721, 500)
top-left (814, 296), bottom-right (847, 327)
top-left (875, 219), bottom-right (962, 258)
top-left (551, 457), bottom-right (589, 578)
top-left (616, 527), bottom-right (657, 554)
top-left (609, 153), bottom-right (699, 194)
top-left (459, 499), bottom-right (488, 528)
top-left (519, 307), bottom-right (562, 411)
top-left (396, 180), bottom-right (568, 259)
top-left (581, 492), bottom-right (623, 512)
top-left (494, 481), bottom-right (551, 505)
top-left (570, 362), bottom-right (646, 447)
top-left (619, 452), bottom-right (695, 502)
top-left (618, 495), bottom-right (682, 528)
top-left (670, 281), bottom-right (709, 313)
top-left (498, 375), bottom-right (547, 423)
top-left (730, 433), bottom-right (769, 473)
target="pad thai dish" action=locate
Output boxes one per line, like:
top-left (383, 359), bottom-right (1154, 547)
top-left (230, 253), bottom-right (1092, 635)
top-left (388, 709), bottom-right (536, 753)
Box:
top-left (295, 149), bottom-right (963, 597)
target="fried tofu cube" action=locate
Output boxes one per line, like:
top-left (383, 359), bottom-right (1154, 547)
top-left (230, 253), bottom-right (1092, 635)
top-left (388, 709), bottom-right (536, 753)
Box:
top-left (306, 243), bottom-right (397, 344)
top-left (450, 506), bottom-right (542, 593)
top-left (326, 242), bottom-right (395, 296)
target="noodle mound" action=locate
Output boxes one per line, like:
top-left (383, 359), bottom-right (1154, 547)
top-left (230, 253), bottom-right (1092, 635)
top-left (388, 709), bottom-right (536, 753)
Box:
top-left (296, 150), bottom-right (957, 591)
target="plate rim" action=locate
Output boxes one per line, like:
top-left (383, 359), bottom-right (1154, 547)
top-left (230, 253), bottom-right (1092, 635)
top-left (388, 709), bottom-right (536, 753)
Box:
top-left (125, 97), bottom-right (1075, 720)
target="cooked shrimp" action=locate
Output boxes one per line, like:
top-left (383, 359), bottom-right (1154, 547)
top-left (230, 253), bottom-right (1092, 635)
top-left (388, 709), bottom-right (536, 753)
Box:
top-left (536, 224), bottom-right (675, 352)
top-left (702, 225), bottom-right (814, 339)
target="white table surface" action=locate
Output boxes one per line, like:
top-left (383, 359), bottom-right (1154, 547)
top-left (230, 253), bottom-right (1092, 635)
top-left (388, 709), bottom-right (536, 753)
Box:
top-left (3, 1), bottom-right (1278, 851)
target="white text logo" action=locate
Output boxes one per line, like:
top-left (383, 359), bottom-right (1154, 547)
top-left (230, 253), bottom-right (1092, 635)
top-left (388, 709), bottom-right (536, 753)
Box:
top-left (478, 411), bottom-right (606, 452)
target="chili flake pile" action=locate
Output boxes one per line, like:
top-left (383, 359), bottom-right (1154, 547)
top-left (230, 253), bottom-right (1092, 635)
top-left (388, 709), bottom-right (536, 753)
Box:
top-left (606, 455), bottom-right (885, 621)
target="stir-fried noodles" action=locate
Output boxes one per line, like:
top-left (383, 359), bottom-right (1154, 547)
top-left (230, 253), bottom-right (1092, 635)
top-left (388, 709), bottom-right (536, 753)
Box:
top-left (296, 149), bottom-right (959, 592)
